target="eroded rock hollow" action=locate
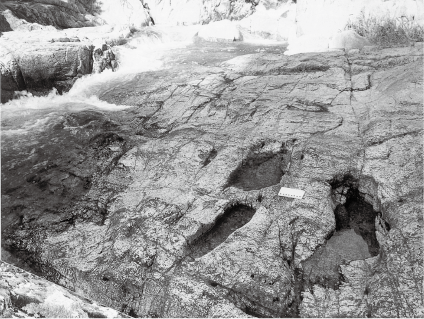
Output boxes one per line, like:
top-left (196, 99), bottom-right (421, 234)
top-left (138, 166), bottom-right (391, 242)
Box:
top-left (1, 41), bottom-right (423, 318)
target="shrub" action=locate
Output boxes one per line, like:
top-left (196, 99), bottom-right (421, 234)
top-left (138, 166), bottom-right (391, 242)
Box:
top-left (346, 12), bottom-right (424, 47)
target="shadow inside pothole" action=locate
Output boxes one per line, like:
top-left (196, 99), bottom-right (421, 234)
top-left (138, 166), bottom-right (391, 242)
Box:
top-left (224, 142), bottom-right (288, 191)
top-left (302, 175), bottom-right (389, 289)
top-left (189, 204), bottom-right (256, 259)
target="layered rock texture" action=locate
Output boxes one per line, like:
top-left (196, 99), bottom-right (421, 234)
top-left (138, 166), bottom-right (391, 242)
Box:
top-left (148, 0), bottom-right (257, 26)
top-left (0, 25), bottom-right (131, 102)
top-left (0, 0), bottom-right (102, 31)
top-left (1, 41), bottom-right (423, 319)
top-left (0, 0), bottom-right (156, 31)
top-left (0, 0), bottom-right (263, 31)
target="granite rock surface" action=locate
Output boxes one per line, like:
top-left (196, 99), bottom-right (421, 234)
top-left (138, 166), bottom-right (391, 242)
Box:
top-left (1, 44), bottom-right (423, 317)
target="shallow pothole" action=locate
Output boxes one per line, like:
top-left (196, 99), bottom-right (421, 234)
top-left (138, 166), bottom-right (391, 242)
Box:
top-left (302, 175), bottom-right (388, 289)
top-left (224, 141), bottom-right (288, 191)
top-left (189, 204), bottom-right (256, 258)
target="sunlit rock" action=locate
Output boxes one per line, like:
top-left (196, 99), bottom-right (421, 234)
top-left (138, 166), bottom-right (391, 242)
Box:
top-left (148, 0), bottom-right (254, 26)
top-left (98, 0), bottom-right (151, 29)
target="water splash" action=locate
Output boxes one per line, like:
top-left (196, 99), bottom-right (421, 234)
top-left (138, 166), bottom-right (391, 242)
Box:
top-left (2, 28), bottom-right (193, 121)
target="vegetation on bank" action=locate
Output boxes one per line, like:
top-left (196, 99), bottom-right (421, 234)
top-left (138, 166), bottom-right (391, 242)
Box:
top-left (346, 12), bottom-right (424, 47)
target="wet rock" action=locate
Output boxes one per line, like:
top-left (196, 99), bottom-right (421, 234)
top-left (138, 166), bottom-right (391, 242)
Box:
top-left (0, 10), bottom-right (12, 32)
top-left (0, 25), bottom-right (133, 102)
top-left (224, 141), bottom-right (288, 191)
top-left (92, 40), bottom-right (118, 73)
top-left (0, 0), bottom-right (155, 33)
top-left (0, 45), bottom-right (25, 103)
top-left (0, 40), bottom-right (93, 97)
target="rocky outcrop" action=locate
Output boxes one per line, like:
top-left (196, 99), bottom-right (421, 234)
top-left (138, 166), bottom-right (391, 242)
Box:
top-left (147, 0), bottom-right (256, 26)
top-left (92, 41), bottom-right (118, 73)
top-left (0, 1), bottom-right (97, 31)
top-left (0, 0), bottom-right (262, 31)
top-left (0, 45), bottom-right (26, 102)
top-left (0, 33), bottom-right (93, 101)
top-left (0, 26), bottom-right (130, 102)
top-left (1, 41), bottom-right (422, 318)
top-left (0, 261), bottom-right (129, 318)
top-left (0, 0), bottom-right (151, 32)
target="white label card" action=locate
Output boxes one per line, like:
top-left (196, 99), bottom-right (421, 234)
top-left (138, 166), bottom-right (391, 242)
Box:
top-left (278, 187), bottom-right (305, 199)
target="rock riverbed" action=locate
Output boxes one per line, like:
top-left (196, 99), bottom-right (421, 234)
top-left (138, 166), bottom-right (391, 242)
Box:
top-left (1, 42), bottom-right (423, 317)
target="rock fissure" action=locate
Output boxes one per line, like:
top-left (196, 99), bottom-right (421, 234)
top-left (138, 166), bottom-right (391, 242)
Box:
top-left (366, 129), bottom-right (422, 147)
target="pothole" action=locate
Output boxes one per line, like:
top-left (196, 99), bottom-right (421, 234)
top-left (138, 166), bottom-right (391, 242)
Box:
top-left (189, 204), bottom-right (256, 258)
top-left (302, 174), bottom-right (389, 289)
top-left (224, 141), bottom-right (289, 191)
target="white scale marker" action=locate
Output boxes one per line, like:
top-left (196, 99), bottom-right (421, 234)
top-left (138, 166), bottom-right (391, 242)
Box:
top-left (278, 187), bottom-right (305, 199)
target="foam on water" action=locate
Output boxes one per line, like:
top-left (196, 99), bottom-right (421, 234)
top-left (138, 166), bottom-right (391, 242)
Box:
top-left (2, 27), bottom-right (193, 121)
top-left (1, 25), bottom-right (284, 136)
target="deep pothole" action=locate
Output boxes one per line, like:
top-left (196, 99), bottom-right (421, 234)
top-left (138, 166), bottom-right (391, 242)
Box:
top-left (302, 175), bottom-right (389, 289)
top-left (189, 204), bottom-right (256, 258)
top-left (224, 141), bottom-right (289, 191)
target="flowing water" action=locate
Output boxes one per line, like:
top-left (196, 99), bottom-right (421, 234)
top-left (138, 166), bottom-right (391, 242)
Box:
top-left (1, 26), bottom-right (287, 265)
top-left (2, 26), bottom-right (287, 134)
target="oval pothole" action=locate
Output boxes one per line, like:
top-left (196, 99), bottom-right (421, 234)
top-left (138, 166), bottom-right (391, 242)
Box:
top-left (189, 204), bottom-right (256, 258)
top-left (224, 141), bottom-right (289, 191)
